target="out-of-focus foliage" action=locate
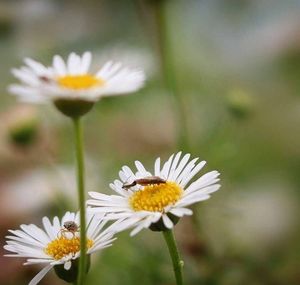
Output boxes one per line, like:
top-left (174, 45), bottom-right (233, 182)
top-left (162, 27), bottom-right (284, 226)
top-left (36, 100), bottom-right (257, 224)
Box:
top-left (0, 0), bottom-right (299, 284)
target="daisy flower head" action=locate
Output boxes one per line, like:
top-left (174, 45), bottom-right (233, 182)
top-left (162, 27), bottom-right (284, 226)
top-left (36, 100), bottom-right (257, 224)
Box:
top-left (4, 211), bottom-right (117, 285)
top-left (87, 152), bottom-right (221, 236)
top-left (9, 52), bottom-right (145, 117)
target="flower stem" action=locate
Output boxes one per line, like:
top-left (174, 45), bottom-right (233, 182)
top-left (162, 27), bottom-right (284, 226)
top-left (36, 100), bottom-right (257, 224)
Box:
top-left (163, 229), bottom-right (184, 285)
top-left (73, 117), bottom-right (87, 285)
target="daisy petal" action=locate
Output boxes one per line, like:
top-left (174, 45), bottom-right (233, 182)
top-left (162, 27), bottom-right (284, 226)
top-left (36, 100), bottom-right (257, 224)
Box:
top-left (10, 52), bottom-right (145, 104)
top-left (28, 265), bottom-right (53, 285)
top-left (87, 152), bottom-right (220, 236)
top-left (53, 55), bottom-right (67, 76)
top-left (80, 51), bottom-right (92, 74)
top-left (162, 215), bottom-right (173, 229)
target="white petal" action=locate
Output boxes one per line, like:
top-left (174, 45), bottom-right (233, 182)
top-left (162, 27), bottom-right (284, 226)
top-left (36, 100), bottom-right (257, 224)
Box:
top-left (96, 61), bottom-right (113, 77)
top-left (80, 51), bottom-right (92, 74)
top-left (11, 68), bottom-right (39, 86)
top-left (161, 154), bottom-right (174, 179)
top-left (130, 216), bottom-right (153, 236)
top-left (24, 259), bottom-right (53, 265)
top-left (184, 185), bottom-right (221, 200)
top-left (5, 235), bottom-right (44, 249)
top-left (176, 158), bottom-right (199, 184)
top-left (169, 208), bottom-right (193, 217)
top-left (7, 229), bottom-right (44, 247)
top-left (28, 265), bottom-right (53, 285)
top-left (119, 169), bottom-right (128, 182)
top-left (162, 215), bottom-right (173, 229)
top-left (102, 212), bottom-right (134, 220)
top-left (64, 261), bottom-right (72, 270)
top-left (110, 216), bottom-right (142, 232)
top-left (67, 53), bottom-right (81, 75)
top-left (97, 62), bottom-right (122, 79)
top-left (24, 58), bottom-right (48, 74)
top-left (90, 242), bottom-right (114, 253)
top-left (172, 153), bottom-right (191, 181)
top-left (154, 157), bottom-right (161, 176)
top-left (180, 160), bottom-right (207, 187)
top-left (88, 191), bottom-right (111, 200)
top-left (109, 182), bottom-right (130, 197)
top-left (134, 160), bottom-right (147, 176)
top-left (52, 217), bottom-right (61, 233)
top-left (95, 68), bottom-right (145, 97)
top-left (184, 174), bottom-right (220, 195)
top-left (42, 217), bottom-right (56, 240)
top-left (168, 152), bottom-right (182, 180)
top-left (20, 224), bottom-right (50, 244)
top-left (8, 84), bottom-right (46, 103)
top-left (122, 165), bottom-right (136, 180)
top-left (88, 218), bottom-right (107, 240)
top-left (53, 55), bottom-right (67, 76)
top-left (176, 195), bottom-right (210, 207)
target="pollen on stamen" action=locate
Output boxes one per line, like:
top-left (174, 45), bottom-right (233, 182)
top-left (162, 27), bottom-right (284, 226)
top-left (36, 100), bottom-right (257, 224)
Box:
top-left (45, 237), bottom-right (94, 260)
top-left (129, 182), bottom-right (183, 212)
top-left (57, 75), bottom-right (105, 90)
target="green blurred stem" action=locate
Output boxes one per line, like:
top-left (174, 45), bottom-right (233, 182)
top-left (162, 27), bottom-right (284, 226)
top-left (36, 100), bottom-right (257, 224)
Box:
top-left (73, 117), bottom-right (87, 285)
top-left (163, 229), bottom-right (184, 285)
top-left (154, 0), bottom-right (190, 151)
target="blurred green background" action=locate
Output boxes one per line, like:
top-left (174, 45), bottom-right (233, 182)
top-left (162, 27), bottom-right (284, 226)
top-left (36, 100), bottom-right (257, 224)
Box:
top-left (0, 0), bottom-right (300, 284)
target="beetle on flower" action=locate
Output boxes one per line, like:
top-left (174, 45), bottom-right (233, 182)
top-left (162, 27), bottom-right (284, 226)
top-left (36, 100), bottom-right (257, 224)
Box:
top-left (4, 211), bottom-right (117, 285)
top-left (87, 151), bottom-right (221, 236)
top-left (9, 51), bottom-right (145, 117)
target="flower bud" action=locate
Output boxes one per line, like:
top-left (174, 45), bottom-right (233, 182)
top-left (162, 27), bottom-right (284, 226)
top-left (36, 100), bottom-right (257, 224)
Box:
top-left (227, 88), bottom-right (254, 119)
top-left (54, 99), bottom-right (94, 118)
top-left (6, 106), bottom-right (38, 147)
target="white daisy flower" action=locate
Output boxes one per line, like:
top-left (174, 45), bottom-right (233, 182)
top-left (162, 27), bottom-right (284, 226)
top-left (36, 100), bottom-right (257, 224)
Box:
top-left (87, 152), bottom-right (221, 236)
top-left (9, 52), bottom-right (145, 116)
top-left (4, 211), bottom-right (117, 285)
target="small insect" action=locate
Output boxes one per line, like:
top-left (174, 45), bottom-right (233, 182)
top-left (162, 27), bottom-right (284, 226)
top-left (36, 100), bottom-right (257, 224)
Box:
top-left (122, 176), bottom-right (166, 190)
top-left (58, 221), bottom-right (80, 238)
top-left (39, 75), bottom-right (52, 83)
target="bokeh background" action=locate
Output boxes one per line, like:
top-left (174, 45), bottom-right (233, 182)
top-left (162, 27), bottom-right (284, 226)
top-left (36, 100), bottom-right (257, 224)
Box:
top-left (0, 0), bottom-right (300, 284)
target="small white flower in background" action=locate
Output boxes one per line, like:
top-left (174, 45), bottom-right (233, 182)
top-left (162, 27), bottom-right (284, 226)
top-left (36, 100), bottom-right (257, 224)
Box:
top-left (4, 211), bottom-right (117, 285)
top-left (9, 51), bottom-right (145, 104)
top-left (1, 170), bottom-right (53, 216)
top-left (87, 152), bottom-right (221, 236)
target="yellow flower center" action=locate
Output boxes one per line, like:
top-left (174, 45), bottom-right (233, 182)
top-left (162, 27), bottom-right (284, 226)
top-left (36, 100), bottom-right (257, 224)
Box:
top-left (45, 237), bottom-right (94, 260)
top-left (130, 182), bottom-right (183, 212)
top-left (57, 75), bottom-right (105, 90)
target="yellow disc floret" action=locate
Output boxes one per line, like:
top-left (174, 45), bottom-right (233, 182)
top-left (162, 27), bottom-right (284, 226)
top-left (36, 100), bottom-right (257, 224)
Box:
top-left (45, 237), bottom-right (94, 260)
top-left (130, 182), bottom-right (183, 212)
top-left (57, 75), bottom-right (105, 90)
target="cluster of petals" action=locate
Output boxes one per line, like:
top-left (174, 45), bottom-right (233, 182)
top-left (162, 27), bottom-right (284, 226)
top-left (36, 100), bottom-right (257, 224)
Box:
top-left (4, 211), bottom-right (117, 285)
top-left (9, 51), bottom-right (145, 103)
top-left (88, 152), bottom-right (220, 236)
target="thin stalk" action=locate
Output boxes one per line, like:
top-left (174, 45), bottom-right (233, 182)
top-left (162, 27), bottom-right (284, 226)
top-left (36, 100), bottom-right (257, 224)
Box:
top-left (73, 117), bottom-right (87, 285)
top-left (163, 229), bottom-right (184, 285)
top-left (154, 0), bottom-right (190, 151)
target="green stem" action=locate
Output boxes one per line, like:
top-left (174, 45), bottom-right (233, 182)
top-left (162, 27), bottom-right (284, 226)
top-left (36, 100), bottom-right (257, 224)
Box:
top-left (73, 117), bottom-right (87, 285)
top-left (154, 0), bottom-right (190, 151)
top-left (163, 229), bottom-right (184, 285)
